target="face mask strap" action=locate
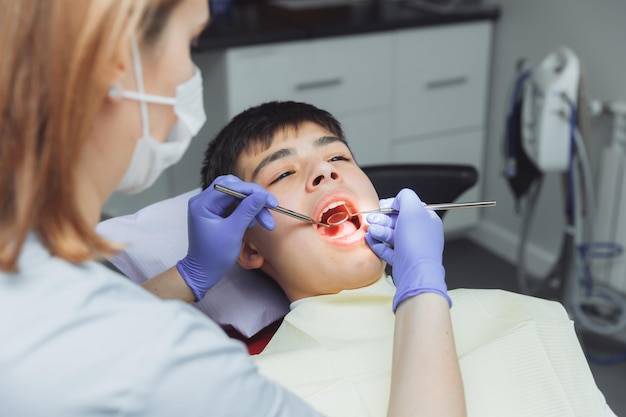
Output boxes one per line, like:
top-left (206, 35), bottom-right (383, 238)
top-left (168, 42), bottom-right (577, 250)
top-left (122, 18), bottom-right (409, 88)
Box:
top-left (119, 90), bottom-right (176, 106)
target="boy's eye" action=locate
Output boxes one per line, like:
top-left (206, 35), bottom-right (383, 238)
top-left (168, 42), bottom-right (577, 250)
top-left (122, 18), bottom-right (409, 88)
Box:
top-left (269, 170), bottom-right (294, 185)
top-left (330, 155), bottom-right (351, 163)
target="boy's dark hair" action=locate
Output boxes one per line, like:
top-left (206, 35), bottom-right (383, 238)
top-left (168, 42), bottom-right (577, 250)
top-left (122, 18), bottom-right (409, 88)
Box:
top-left (200, 101), bottom-right (347, 190)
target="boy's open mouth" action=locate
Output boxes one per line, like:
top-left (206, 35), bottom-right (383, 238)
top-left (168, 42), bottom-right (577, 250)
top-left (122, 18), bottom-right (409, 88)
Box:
top-left (316, 200), bottom-right (362, 238)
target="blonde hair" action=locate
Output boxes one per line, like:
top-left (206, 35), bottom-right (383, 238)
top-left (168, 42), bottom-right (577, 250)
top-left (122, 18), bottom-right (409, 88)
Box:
top-left (0, 0), bottom-right (181, 271)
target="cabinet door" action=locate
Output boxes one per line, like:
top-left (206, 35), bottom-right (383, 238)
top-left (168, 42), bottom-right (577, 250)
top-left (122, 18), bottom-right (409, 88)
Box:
top-left (393, 22), bottom-right (491, 139)
top-left (226, 32), bottom-right (394, 117)
top-left (224, 33), bottom-right (394, 166)
top-left (391, 130), bottom-right (484, 232)
top-left (290, 33), bottom-right (394, 115)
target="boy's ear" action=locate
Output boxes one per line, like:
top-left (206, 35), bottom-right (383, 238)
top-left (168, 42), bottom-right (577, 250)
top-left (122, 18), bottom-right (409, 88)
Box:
top-left (237, 238), bottom-right (265, 270)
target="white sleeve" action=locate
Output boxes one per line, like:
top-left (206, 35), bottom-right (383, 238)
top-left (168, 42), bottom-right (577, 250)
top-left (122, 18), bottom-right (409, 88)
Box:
top-left (0, 256), bottom-right (322, 417)
top-left (137, 301), bottom-right (324, 417)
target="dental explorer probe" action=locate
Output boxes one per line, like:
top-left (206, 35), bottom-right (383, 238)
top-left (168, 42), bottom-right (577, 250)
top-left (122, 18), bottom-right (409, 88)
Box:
top-left (214, 183), bottom-right (496, 227)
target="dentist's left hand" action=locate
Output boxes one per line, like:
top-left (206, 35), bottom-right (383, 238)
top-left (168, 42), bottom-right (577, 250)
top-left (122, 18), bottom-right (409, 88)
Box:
top-left (365, 189), bottom-right (450, 312)
top-left (176, 175), bottom-right (278, 301)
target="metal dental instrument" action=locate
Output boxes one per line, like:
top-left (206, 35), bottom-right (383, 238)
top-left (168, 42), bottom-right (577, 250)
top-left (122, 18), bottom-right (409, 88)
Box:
top-left (214, 183), bottom-right (331, 227)
top-left (215, 183), bottom-right (496, 227)
top-left (324, 200), bottom-right (497, 226)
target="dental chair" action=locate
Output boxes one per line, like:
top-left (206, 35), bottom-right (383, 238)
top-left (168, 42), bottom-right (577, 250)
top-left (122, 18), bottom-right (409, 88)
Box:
top-left (361, 163), bottom-right (478, 219)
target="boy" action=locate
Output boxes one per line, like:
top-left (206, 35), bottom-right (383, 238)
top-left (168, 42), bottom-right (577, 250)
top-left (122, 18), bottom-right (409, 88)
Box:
top-left (198, 101), bottom-right (609, 417)
top-left (202, 101), bottom-right (391, 302)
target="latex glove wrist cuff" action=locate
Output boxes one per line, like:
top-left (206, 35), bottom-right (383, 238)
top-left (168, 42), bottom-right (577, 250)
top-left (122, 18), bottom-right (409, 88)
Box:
top-left (392, 262), bottom-right (451, 312)
top-left (393, 288), bottom-right (452, 313)
top-left (176, 257), bottom-right (209, 302)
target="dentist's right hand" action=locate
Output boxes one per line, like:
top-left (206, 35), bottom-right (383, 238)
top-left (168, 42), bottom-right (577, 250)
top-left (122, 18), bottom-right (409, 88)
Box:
top-left (176, 175), bottom-right (278, 302)
top-left (365, 188), bottom-right (451, 313)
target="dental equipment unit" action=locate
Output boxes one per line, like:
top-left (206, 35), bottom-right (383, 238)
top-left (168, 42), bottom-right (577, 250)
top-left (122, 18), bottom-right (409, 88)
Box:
top-left (504, 46), bottom-right (626, 339)
top-left (214, 183), bottom-right (495, 227)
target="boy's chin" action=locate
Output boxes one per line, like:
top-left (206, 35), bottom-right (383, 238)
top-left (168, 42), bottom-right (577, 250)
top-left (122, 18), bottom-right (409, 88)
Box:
top-left (343, 265), bottom-right (387, 290)
top-left (350, 254), bottom-right (387, 280)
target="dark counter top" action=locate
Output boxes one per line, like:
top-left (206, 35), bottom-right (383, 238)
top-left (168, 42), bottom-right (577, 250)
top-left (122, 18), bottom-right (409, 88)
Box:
top-left (195, 0), bottom-right (500, 52)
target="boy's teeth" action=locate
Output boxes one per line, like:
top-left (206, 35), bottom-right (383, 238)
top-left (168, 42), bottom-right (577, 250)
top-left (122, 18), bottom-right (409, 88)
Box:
top-left (322, 201), bottom-right (346, 214)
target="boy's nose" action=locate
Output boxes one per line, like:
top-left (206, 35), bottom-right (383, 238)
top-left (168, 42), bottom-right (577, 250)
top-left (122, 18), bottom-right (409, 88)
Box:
top-left (309, 164), bottom-right (341, 189)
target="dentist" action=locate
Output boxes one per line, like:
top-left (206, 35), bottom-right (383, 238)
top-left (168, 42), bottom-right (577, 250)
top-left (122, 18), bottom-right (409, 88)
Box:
top-left (0, 0), bottom-right (318, 416)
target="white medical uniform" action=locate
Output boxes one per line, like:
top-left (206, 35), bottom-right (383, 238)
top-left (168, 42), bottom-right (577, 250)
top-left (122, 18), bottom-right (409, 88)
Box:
top-left (0, 233), bottom-right (321, 417)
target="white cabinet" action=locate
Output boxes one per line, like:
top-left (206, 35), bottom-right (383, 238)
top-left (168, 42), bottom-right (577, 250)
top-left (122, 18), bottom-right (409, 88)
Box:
top-left (226, 33), bottom-right (394, 117)
top-left (105, 21), bottom-right (493, 235)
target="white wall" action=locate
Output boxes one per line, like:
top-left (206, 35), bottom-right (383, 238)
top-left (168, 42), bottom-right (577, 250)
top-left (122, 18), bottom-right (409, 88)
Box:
top-left (471, 0), bottom-right (626, 278)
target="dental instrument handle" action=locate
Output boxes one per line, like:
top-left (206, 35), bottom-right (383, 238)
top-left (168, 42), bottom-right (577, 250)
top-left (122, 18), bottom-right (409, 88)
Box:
top-left (359, 200), bottom-right (497, 216)
top-left (214, 183), bottom-right (330, 227)
top-left (426, 200), bottom-right (496, 210)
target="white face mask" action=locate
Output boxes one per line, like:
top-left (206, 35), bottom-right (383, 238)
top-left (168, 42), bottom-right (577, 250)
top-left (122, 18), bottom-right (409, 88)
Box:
top-left (114, 38), bottom-right (207, 194)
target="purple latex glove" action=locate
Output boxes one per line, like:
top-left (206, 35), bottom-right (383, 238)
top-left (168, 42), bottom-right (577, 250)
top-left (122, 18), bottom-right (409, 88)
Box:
top-left (176, 175), bottom-right (278, 301)
top-left (365, 188), bottom-right (451, 312)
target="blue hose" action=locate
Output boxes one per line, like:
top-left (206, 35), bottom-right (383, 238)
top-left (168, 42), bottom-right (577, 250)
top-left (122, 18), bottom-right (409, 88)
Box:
top-left (586, 350), bottom-right (626, 365)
